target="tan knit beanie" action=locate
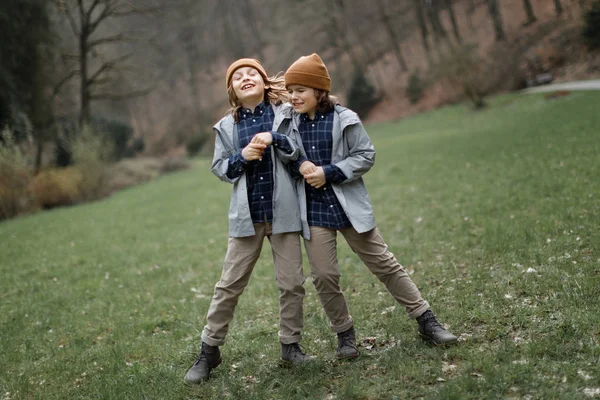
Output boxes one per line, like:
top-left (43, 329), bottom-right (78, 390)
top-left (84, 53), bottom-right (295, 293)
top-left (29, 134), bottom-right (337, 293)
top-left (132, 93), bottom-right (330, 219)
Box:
top-left (225, 58), bottom-right (268, 88)
top-left (285, 53), bottom-right (331, 92)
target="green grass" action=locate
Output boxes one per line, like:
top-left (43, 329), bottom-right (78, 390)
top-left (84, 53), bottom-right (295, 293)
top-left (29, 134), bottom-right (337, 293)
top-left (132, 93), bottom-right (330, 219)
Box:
top-left (1, 91), bottom-right (599, 399)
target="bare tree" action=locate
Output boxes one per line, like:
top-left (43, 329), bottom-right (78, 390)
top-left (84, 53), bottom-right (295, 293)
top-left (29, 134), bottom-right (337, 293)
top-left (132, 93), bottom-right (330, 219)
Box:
top-left (53, 0), bottom-right (159, 126)
top-left (522, 0), bottom-right (537, 25)
top-left (424, 0), bottom-right (447, 44)
top-left (376, 0), bottom-right (408, 71)
top-left (485, 0), bottom-right (506, 41)
top-left (445, 0), bottom-right (462, 43)
top-left (553, 0), bottom-right (563, 16)
top-left (413, 0), bottom-right (431, 55)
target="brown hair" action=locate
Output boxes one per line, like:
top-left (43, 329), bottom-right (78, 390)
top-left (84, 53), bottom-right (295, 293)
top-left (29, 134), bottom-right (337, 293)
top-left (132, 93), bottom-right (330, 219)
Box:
top-left (227, 72), bottom-right (289, 123)
top-left (314, 90), bottom-right (339, 115)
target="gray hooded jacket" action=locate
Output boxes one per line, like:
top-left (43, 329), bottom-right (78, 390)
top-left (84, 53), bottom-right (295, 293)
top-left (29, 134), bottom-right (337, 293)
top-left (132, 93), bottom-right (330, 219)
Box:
top-left (292, 105), bottom-right (377, 240)
top-left (211, 103), bottom-right (302, 238)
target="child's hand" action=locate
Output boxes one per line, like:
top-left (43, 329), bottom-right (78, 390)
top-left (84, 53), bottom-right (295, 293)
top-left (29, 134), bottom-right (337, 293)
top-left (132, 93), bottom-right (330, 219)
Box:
top-left (242, 142), bottom-right (266, 161)
top-left (251, 132), bottom-right (273, 146)
top-left (305, 167), bottom-right (326, 188)
top-left (299, 160), bottom-right (317, 176)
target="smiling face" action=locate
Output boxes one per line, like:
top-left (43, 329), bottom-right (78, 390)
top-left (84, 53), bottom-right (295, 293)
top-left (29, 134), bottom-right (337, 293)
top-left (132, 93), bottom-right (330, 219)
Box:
top-left (230, 66), bottom-right (267, 108)
top-left (288, 85), bottom-right (318, 119)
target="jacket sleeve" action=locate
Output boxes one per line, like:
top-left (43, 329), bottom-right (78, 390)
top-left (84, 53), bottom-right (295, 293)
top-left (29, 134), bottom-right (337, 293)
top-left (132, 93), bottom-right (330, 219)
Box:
top-left (333, 121), bottom-right (376, 183)
top-left (210, 127), bottom-right (243, 184)
top-left (271, 131), bottom-right (300, 165)
top-left (285, 124), bottom-right (307, 179)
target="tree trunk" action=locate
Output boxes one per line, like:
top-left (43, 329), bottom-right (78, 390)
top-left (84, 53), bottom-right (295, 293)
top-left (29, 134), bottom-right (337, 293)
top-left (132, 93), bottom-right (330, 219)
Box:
top-left (425, 0), bottom-right (447, 44)
top-left (327, 0), bottom-right (367, 76)
top-left (485, 0), bottom-right (506, 41)
top-left (79, 6), bottom-right (90, 127)
top-left (377, 0), bottom-right (408, 71)
top-left (414, 0), bottom-right (430, 55)
top-left (553, 0), bottom-right (563, 16)
top-left (466, 0), bottom-right (476, 31)
top-left (445, 0), bottom-right (462, 42)
top-left (522, 0), bottom-right (537, 24)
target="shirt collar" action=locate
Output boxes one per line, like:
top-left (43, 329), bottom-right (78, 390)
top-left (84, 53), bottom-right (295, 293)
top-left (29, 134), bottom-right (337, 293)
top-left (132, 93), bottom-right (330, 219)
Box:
top-left (300, 110), bottom-right (330, 124)
top-left (239, 101), bottom-right (270, 119)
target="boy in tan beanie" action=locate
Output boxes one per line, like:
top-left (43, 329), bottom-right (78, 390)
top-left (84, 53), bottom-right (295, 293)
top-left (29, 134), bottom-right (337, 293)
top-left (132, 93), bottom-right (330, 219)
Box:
top-left (285, 53), bottom-right (457, 360)
top-left (184, 59), bottom-right (310, 385)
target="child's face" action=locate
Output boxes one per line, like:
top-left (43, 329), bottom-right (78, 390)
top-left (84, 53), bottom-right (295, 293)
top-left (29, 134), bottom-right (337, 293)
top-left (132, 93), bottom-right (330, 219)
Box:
top-left (230, 67), bottom-right (267, 106)
top-left (288, 85), bottom-right (318, 117)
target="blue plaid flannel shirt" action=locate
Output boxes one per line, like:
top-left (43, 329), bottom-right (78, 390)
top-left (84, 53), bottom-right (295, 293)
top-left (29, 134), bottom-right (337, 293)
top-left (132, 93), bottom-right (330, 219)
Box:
top-left (226, 102), bottom-right (293, 223)
top-left (296, 111), bottom-right (351, 229)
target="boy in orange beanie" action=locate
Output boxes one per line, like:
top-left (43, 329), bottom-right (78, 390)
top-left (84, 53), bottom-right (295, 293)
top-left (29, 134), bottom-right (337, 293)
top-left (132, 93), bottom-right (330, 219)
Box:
top-left (184, 59), bottom-right (310, 384)
top-left (285, 53), bottom-right (457, 360)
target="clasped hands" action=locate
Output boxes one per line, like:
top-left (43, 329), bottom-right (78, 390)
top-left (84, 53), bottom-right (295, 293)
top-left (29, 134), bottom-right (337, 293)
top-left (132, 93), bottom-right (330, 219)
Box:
top-left (300, 160), bottom-right (326, 189)
top-left (242, 132), bottom-right (325, 189)
top-left (241, 132), bottom-right (272, 161)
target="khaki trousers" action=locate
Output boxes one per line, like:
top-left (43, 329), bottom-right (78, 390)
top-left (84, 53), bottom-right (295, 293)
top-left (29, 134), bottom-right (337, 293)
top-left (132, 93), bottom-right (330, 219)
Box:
top-left (202, 223), bottom-right (305, 346)
top-left (304, 226), bottom-right (429, 333)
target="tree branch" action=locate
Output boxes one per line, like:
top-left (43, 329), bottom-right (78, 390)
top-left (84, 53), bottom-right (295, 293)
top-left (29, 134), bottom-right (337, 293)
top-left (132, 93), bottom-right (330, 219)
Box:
top-left (85, 0), bottom-right (102, 19)
top-left (90, 86), bottom-right (155, 101)
top-left (88, 33), bottom-right (131, 48)
top-left (59, 1), bottom-right (80, 37)
top-left (89, 1), bottom-right (116, 35)
top-left (87, 52), bottom-right (134, 84)
top-left (53, 69), bottom-right (80, 98)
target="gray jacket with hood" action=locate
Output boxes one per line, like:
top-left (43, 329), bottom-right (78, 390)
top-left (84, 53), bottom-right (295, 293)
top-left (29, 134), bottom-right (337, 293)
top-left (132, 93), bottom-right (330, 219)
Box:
top-left (291, 105), bottom-right (377, 240)
top-left (211, 102), bottom-right (302, 238)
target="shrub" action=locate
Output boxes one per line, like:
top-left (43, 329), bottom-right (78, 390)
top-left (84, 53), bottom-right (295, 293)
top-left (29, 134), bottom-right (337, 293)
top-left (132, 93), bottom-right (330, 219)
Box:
top-left (53, 117), bottom-right (135, 166)
top-left (0, 129), bottom-right (34, 219)
top-left (90, 117), bottom-right (133, 161)
top-left (70, 128), bottom-right (112, 202)
top-left (346, 70), bottom-right (380, 118)
top-left (161, 157), bottom-right (190, 174)
top-left (583, 1), bottom-right (600, 49)
top-left (430, 43), bottom-right (486, 109)
top-left (186, 132), bottom-right (209, 156)
top-left (107, 157), bottom-right (163, 192)
top-left (29, 167), bottom-right (82, 209)
top-left (406, 70), bottom-right (425, 104)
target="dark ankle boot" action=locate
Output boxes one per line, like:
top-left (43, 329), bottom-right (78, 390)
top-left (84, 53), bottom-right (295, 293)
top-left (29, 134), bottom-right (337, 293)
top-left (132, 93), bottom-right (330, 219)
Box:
top-left (417, 309), bottom-right (458, 345)
top-left (280, 342), bottom-right (312, 366)
top-left (183, 342), bottom-right (222, 384)
top-left (336, 327), bottom-right (360, 359)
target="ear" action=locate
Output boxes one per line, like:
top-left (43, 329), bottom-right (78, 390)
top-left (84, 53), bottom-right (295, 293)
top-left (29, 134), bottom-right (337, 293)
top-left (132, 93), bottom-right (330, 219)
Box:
top-left (264, 84), bottom-right (270, 90)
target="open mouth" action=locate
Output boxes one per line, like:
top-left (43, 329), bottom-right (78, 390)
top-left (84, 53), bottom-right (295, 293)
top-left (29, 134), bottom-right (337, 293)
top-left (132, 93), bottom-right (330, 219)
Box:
top-left (241, 84), bottom-right (254, 91)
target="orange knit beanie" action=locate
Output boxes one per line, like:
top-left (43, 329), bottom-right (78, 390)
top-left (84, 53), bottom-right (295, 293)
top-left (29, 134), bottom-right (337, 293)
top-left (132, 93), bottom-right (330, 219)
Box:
top-left (285, 53), bottom-right (331, 92)
top-left (225, 58), bottom-right (268, 88)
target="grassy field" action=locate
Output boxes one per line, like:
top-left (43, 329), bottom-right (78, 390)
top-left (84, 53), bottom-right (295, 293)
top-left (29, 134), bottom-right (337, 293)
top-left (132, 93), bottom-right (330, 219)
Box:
top-left (1, 91), bottom-right (599, 400)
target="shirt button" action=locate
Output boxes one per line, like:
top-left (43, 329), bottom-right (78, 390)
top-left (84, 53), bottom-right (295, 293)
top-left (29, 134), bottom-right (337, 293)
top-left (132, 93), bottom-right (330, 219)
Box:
top-left (260, 177), bottom-right (263, 180)
top-left (252, 119), bottom-right (256, 122)
top-left (311, 124), bottom-right (315, 127)
top-left (330, 205), bottom-right (334, 208)
top-left (261, 196), bottom-right (264, 199)
top-left (323, 188), bottom-right (327, 191)
top-left (312, 146), bottom-right (315, 149)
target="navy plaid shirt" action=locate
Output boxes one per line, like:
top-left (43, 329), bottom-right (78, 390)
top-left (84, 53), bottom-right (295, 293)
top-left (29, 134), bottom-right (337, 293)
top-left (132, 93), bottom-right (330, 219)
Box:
top-left (226, 102), bottom-right (293, 223)
top-left (296, 111), bottom-right (351, 229)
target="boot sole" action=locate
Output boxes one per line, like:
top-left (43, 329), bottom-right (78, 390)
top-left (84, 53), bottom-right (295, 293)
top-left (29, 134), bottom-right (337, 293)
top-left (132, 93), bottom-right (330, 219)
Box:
top-left (419, 333), bottom-right (458, 346)
top-left (336, 352), bottom-right (360, 360)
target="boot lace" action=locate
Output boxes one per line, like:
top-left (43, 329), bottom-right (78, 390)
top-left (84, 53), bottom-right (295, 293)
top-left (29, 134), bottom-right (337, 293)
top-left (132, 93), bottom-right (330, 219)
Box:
top-left (421, 311), bottom-right (444, 332)
top-left (337, 330), bottom-right (356, 350)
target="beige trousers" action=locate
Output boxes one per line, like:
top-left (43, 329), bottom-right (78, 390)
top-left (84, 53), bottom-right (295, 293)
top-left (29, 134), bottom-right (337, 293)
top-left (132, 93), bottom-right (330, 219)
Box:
top-left (202, 223), bottom-right (305, 346)
top-left (304, 226), bottom-right (430, 333)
